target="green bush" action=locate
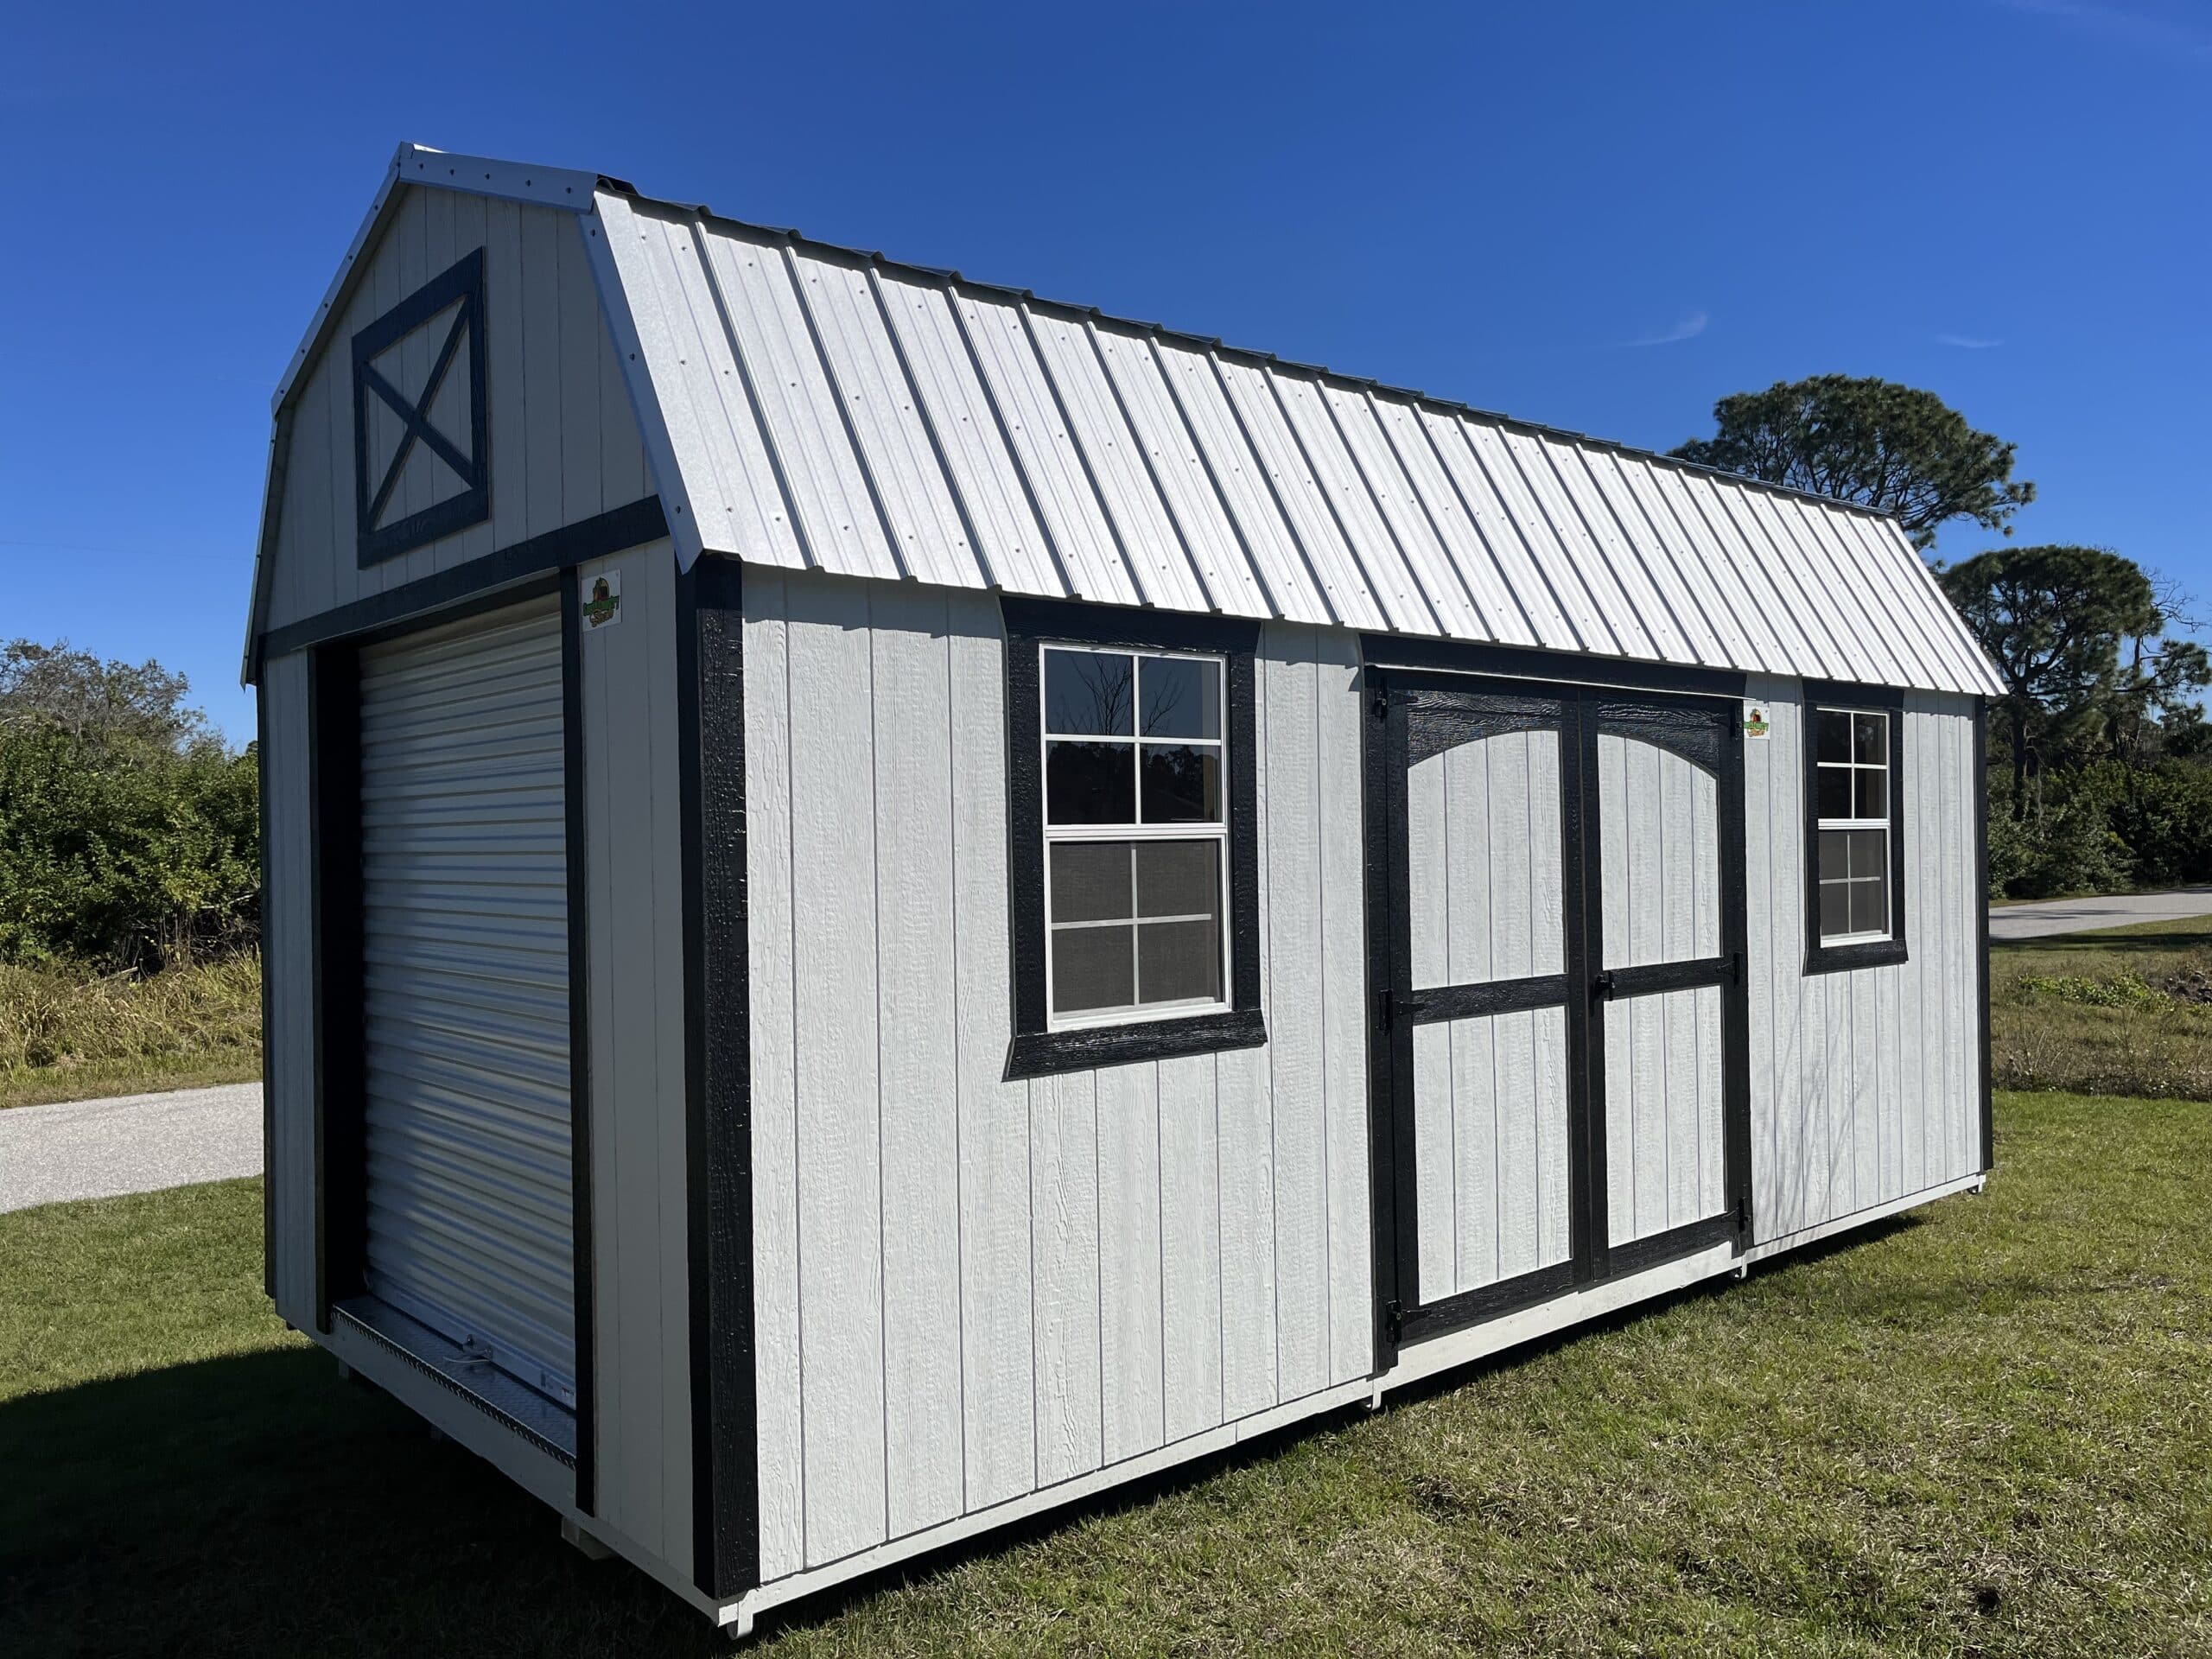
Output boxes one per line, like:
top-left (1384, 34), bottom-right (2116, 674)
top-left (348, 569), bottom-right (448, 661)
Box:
top-left (0, 642), bottom-right (258, 969)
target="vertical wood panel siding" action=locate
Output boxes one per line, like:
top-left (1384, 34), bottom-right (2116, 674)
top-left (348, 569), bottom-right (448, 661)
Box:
top-left (1743, 680), bottom-right (1984, 1240)
top-left (1603, 984), bottom-right (1725, 1246)
top-left (573, 541), bottom-right (692, 1568)
top-left (1402, 730), bottom-right (1573, 1296)
top-left (262, 650), bottom-right (320, 1326)
top-left (1597, 735), bottom-right (1719, 969)
top-left (265, 193), bottom-right (651, 632)
top-left (744, 572), bottom-right (1370, 1584)
top-left (1593, 734), bottom-right (1726, 1246)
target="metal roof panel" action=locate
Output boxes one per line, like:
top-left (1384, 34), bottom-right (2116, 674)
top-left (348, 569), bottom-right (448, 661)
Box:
top-left (250, 149), bottom-right (2005, 697)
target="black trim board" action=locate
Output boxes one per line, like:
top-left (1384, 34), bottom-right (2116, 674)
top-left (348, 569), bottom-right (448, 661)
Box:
top-left (257, 687), bottom-right (276, 1303)
top-left (1361, 671), bottom-right (1403, 1373)
top-left (1975, 696), bottom-right (1994, 1171)
top-left (559, 579), bottom-right (599, 1517)
top-left (1801, 680), bottom-right (1910, 976)
top-left (1569, 689), bottom-right (1605, 1283)
top-left (1407, 973), bottom-right (1572, 1025)
top-left (259, 495), bottom-right (667, 667)
top-left (307, 644), bottom-right (365, 1334)
top-left (1000, 594), bottom-right (1266, 1081)
top-left (677, 553), bottom-right (759, 1599)
top-left (1360, 633), bottom-right (1748, 702)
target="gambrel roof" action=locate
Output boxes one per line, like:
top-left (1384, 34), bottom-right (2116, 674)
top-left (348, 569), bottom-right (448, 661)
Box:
top-left (248, 144), bottom-right (2003, 696)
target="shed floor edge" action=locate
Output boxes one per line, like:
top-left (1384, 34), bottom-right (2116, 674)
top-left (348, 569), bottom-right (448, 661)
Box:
top-left (712, 1169), bottom-right (1988, 1632)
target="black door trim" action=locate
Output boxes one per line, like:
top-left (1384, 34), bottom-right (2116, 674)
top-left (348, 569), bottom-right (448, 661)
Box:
top-left (675, 553), bottom-right (760, 1600)
top-left (1406, 973), bottom-right (1574, 1024)
top-left (307, 641), bottom-right (365, 1335)
top-left (1363, 665), bottom-right (1753, 1371)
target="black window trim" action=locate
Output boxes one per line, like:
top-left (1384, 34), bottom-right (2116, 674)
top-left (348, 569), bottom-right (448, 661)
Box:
top-left (1803, 678), bottom-right (1909, 975)
top-left (1003, 595), bottom-right (1265, 1078)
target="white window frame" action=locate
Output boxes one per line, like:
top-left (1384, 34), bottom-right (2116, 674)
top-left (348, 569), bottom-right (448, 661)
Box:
top-left (1815, 704), bottom-right (1892, 946)
top-left (1039, 642), bottom-right (1233, 1032)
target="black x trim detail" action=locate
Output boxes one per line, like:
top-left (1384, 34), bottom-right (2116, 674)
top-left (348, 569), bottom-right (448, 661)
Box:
top-left (352, 248), bottom-right (491, 566)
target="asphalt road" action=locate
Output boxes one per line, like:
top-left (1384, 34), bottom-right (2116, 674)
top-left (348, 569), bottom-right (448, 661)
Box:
top-left (0, 1082), bottom-right (262, 1214)
top-left (1987, 887), bottom-right (2212, 943)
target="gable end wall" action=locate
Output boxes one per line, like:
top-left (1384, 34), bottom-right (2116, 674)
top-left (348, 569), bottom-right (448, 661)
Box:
top-left (259, 186), bottom-right (652, 639)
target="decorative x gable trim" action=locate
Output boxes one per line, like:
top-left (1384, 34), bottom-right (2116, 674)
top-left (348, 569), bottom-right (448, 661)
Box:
top-left (352, 247), bottom-right (491, 566)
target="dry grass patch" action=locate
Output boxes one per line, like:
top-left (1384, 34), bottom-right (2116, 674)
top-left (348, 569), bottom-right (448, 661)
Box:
top-left (1992, 916), bottom-right (2212, 1100)
top-left (0, 954), bottom-right (261, 1108)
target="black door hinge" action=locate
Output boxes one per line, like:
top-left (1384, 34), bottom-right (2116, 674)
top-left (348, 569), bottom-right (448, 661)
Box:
top-left (1730, 950), bottom-right (1745, 986)
top-left (1383, 1300), bottom-right (1403, 1341)
top-left (1376, 985), bottom-right (1395, 1030)
top-left (1592, 969), bottom-right (1617, 1002)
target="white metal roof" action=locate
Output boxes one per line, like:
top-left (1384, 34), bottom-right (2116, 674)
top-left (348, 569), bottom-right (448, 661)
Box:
top-left (250, 146), bottom-right (2003, 697)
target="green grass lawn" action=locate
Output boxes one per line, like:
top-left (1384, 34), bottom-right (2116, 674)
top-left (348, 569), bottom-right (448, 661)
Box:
top-left (3, 1093), bottom-right (2209, 1656)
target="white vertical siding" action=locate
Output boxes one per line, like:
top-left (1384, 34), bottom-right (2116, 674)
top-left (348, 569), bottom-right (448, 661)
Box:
top-left (1743, 680), bottom-right (1984, 1241)
top-left (263, 193), bottom-right (652, 634)
top-left (744, 571), bottom-right (1371, 1585)
top-left (1604, 984), bottom-right (1726, 1245)
top-left (1401, 729), bottom-right (1573, 1300)
top-left (261, 650), bottom-right (318, 1328)
top-left (1597, 735), bottom-right (1719, 969)
top-left (573, 540), bottom-right (692, 1570)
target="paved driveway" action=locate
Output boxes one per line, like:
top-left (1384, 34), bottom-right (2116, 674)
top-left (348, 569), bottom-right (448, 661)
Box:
top-left (1988, 887), bottom-right (2212, 944)
top-left (0, 1083), bottom-right (262, 1214)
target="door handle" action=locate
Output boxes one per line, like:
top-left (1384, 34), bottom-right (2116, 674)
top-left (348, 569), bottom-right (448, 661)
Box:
top-left (1592, 970), bottom-right (1617, 1002)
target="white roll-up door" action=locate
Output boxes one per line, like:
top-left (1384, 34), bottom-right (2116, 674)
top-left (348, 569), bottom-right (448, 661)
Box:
top-left (356, 593), bottom-right (576, 1407)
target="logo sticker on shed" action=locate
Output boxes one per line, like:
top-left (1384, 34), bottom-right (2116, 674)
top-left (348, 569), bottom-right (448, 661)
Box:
top-left (582, 571), bottom-right (622, 630)
top-left (1743, 703), bottom-right (1770, 741)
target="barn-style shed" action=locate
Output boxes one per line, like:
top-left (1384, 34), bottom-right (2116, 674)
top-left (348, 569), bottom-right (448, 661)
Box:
top-left (246, 143), bottom-right (1997, 1635)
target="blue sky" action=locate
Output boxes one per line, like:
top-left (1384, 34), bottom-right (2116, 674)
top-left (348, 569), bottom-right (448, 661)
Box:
top-left (5, 0), bottom-right (2207, 742)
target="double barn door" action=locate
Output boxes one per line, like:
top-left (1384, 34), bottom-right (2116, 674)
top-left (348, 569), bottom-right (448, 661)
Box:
top-left (1370, 671), bottom-right (1751, 1352)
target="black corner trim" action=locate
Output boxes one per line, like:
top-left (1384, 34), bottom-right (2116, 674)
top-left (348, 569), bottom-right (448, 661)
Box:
top-left (1001, 595), bottom-right (1266, 1081)
top-left (677, 554), bottom-right (759, 1599)
top-left (1359, 633), bottom-right (1749, 702)
top-left (559, 579), bottom-right (599, 1517)
top-left (263, 497), bottom-right (668, 662)
top-left (257, 686), bottom-right (276, 1303)
top-left (354, 248), bottom-right (491, 567)
top-left (1974, 696), bottom-right (1994, 1171)
top-left (1801, 679), bottom-right (1910, 978)
top-left (306, 644), bottom-right (366, 1334)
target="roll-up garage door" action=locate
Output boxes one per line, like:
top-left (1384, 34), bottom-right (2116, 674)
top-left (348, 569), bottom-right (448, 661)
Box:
top-left (356, 593), bottom-right (575, 1407)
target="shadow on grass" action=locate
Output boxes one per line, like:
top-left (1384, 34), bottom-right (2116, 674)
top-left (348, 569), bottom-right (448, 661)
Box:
top-left (0, 1212), bottom-right (1947, 1654)
top-left (0, 1348), bottom-right (716, 1656)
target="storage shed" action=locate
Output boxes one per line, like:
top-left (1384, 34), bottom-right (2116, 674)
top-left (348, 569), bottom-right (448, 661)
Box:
top-left (246, 143), bottom-right (1998, 1635)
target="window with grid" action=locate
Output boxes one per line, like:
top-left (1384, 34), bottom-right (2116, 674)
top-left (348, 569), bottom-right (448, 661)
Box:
top-left (1815, 706), bottom-right (1893, 943)
top-left (1042, 645), bottom-right (1229, 1024)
